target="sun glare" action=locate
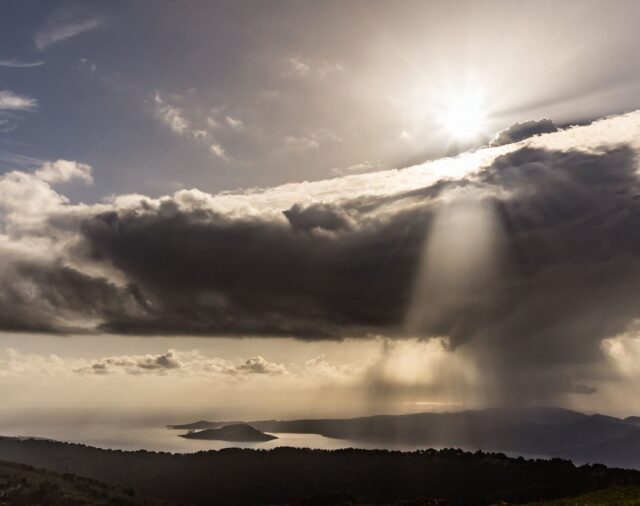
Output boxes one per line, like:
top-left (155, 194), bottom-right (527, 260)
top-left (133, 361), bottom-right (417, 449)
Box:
top-left (437, 90), bottom-right (487, 141)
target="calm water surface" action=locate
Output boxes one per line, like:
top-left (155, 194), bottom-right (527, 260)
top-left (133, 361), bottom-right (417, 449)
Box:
top-left (0, 424), bottom-right (438, 453)
top-left (0, 423), bottom-right (555, 461)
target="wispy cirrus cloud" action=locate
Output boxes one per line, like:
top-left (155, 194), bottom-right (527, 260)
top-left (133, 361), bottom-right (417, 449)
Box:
top-left (35, 15), bottom-right (102, 51)
top-left (0, 151), bottom-right (44, 171)
top-left (283, 128), bottom-right (341, 152)
top-left (152, 92), bottom-right (229, 160)
top-left (0, 120), bottom-right (18, 133)
top-left (0, 59), bottom-right (44, 68)
top-left (0, 90), bottom-right (38, 111)
top-left (283, 56), bottom-right (343, 79)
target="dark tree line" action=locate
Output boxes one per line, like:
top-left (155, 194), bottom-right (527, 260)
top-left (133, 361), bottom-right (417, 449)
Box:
top-left (0, 438), bottom-right (639, 505)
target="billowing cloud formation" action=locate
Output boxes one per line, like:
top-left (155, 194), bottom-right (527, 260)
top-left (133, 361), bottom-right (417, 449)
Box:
top-left (3, 342), bottom-right (445, 393)
top-left (35, 160), bottom-right (93, 185)
top-left (234, 356), bottom-right (287, 375)
top-left (67, 349), bottom-right (338, 382)
top-left (490, 119), bottom-right (557, 147)
top-left (283, 203), bottom-right (351, 232)
top-left (2, 112), bottom-right (640, 401)
top-left (78, 350), bottom-right (182, 375)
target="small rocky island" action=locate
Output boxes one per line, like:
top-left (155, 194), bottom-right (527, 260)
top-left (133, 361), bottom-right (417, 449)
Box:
top-left (180, 423), bottom-right (277, 442)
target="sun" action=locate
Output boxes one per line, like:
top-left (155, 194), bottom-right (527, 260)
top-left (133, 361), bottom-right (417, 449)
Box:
top-left (436, 90), bottom-right (487, 142)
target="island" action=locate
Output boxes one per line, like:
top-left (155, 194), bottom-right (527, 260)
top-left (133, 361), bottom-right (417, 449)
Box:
top-left (168, 420), bottom-right (224, 430)
top-left (180, 423), bottom-right (277, 442)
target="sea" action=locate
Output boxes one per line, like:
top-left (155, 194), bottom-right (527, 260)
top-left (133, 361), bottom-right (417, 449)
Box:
top-left (0, 423), bottom-right (438, 454)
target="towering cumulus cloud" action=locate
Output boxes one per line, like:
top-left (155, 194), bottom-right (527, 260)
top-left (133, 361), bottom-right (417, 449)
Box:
top-left (1, 112), bottom-right (640, 401)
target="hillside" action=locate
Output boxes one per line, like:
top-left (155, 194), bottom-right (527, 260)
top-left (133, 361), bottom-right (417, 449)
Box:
top-left (0, 458), bottom-right (163, 505)
top-left (1, 438), bottom-right (640, 505)
top-left (531, 486), bottom-right (640, 505)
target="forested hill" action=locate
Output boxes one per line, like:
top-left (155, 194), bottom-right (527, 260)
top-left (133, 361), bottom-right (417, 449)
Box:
top-left (1, 437), bottom-right (640, 505)
top-left (0, 458), bottom-right (163, 505)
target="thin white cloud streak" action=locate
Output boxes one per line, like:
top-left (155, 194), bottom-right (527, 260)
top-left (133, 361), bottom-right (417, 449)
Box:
top-left (0, 59), bottom-right (44, 68)
top-left (35, 17), bottom-right (102, 51)
top-left (0, 120), bottom-right (17, 133)
top-left (283, 129), bottom-right (341, 153)
top-left (0, 90), bottom-right (38, 111)
top-left (0, 152), bottom-right (45, 171)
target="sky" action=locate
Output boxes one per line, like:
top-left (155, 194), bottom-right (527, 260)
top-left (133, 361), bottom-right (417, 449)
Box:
top-left (3, 0), bottom-right (640, 431)
top-left (3, 0), bottom-right (640, 198)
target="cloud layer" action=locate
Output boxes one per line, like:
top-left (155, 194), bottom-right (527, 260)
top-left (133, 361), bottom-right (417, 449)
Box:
top-left (2, 112), bottom-right (640, 402)
top-left (0, 90), bottom-right (38, 111)
top-left (0, 346), bottom-right (365, 387)
top-left (490, 119), bottom-right (558, 147)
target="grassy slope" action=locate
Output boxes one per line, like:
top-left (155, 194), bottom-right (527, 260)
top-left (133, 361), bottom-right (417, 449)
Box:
top-left (529, 486), bottom-right (640, 505)
top-left (0, 459), bottom-right (164, 505)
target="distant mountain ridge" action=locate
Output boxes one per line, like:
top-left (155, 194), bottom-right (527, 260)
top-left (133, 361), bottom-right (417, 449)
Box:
top-left (169, 407), bottom-right (640, 469)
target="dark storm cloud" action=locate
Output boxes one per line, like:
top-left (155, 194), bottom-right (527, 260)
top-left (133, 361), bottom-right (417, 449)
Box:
top-left (70, 140), bottom-right (640, 399)
top-left (283, 203), bottom-right (351, 232)
top-left (69, 145), bottom-right (639, 352)
top-left (490, 119), bottom-right (558, 147)
top-left (79, 199), bottom-right (430, 337)
top-left (3, 113), bottom-right (640, 400)
top-left (425, 146), bottom-right (639, 335)
top-left (5, 139), bottom-right (639, 357)
top-left (0, 262), bottom-right (141, 333)
top-left (458, 145), bottom-right (640, 401)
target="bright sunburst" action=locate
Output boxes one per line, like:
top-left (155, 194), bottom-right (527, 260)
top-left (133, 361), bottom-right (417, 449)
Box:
top-left (436, 90), bottom-right (487, 141)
